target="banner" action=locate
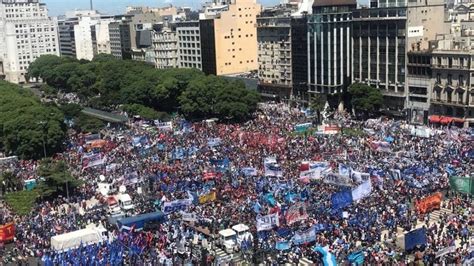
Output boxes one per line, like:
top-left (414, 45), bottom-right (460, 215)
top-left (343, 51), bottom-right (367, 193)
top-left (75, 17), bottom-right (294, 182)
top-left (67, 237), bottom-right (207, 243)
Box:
top-left (162, 199), bottom-right (192, 214)
top-left (155, 121), bottom-right (173, 131)
top-left (294, 122), bottom-right (312, 133)
top-left (324, 173), bottom-right (352, 187)
top-left (416, 192), bottom-right (442, 214)
top-left (331, 190), bottom-right (353, 210)
top-left (275, 241), bottom-right (291, 251)
top-left (241, 167), bottom-right (257, 177)
top-left (351, 179), bottom-right (372, 201)
top-left (449, 176), bottom-right (473, 195)
top-left (435, 246), bottom-right (456, 258)
top-left (299, 161), bottom-right (330, 180)
top-left (207, 138), bottom-right (221, 147)
top-left (285, 203), bottom-right (308, 225)
top-left (264, 156), bottom-right (283, 177)
top-left (370, 141), bottom-right (391, 152)
top-left (181, 212), bottom-right (198, 222)
top-left (256, 213), bottom-right (279, 231)
top-left (338, 164), bottom-right (351, 176)
top-left (0, 223), bottom-right (15, 243)
top-left (202, 171), bottom-right (216, 181)
top-left (132, 136), bottom-right (148, 147)
top-left (84, 133), bottom-right (101, 144)
top-left (291, 227), bottom-right (316, 245)
top-left (82, 154), bottom-right (106, 168)
top-left (198, 191), bottom-right (216, 204)
top-left (405, 227), bottom-right (427, 251)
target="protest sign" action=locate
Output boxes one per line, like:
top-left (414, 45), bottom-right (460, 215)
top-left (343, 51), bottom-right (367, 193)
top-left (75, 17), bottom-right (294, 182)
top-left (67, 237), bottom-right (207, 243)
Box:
top-left (324, 173), bottom-right (352, 187)
top-left (256, 213), bottom-right (279, 231)
top-left (181, 212), bottom-right (198, 222)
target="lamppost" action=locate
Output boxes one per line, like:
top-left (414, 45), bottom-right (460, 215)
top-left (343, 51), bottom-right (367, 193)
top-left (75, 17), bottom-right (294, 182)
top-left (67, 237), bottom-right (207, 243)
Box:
top-left (37, 120), bottom-right (47, 158)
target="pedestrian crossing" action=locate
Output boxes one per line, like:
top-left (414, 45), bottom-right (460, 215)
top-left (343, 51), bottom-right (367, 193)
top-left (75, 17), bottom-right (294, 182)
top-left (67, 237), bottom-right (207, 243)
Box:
top-left (430, 207), bottom-right (453, 223)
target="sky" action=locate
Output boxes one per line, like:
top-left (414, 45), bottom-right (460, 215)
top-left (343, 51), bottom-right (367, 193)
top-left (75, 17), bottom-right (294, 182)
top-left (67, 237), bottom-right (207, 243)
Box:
top-left (43, 0), bottom-right (281, 16)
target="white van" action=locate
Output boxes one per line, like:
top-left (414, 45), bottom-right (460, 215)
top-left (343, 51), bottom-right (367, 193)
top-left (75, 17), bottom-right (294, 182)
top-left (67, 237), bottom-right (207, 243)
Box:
top-left (117, 193), bottom-right (134, 211)
top-left (232, 224), bottom-right (253, 245)
top-left (218, 229), bottom-right (237, 253)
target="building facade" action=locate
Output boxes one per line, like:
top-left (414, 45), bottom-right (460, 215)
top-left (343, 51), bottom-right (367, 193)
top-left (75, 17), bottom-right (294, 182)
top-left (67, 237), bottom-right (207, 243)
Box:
top-left (200, 0), bottom-right (262, 76)
top-left (308, 0), bottom-right (356, 97)
top-left (406, 0), bottom-right (447, 123)
top-left (257, 8), bottom-right (293, 100)
top-left (352, 0), bottom-right (407, 110)
top-left (152, 27), bottom-right (178, 69)
top-left (430, 40), bottom-right (474, 127)
top-left (0, 0), bottom-right (59, 83)
top-left (176, 21), bottom-right (201, 69)
top-left (57, 18), bottom-right (77, 57)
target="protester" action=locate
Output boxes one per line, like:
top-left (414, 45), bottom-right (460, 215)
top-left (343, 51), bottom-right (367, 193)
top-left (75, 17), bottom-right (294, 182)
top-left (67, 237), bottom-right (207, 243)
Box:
top-left (0, 102), bottom-right (472, 265)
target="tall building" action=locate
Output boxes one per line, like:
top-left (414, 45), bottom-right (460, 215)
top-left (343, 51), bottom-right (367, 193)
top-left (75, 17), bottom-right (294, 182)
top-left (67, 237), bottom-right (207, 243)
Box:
top-left (291, 15), bottom-right (309, 102)
top-left (200, 0), bottom-right (262, 76)
top-left (257, 6), bottom-right (293, 101)
top-left (152, 25), bottom-right (178, 69)
top-left (352, 0), bottom-right (408, 110)
top-left (308, 0), bottom-right (356, 97)
top-left (108, 17), bottom-right (132, 59)
top-left (0, 0), bottom-right (59, 83)
top-left (176, 21), bottom-right (202, 70)
top-left (406, 0), bottom-right (448, 123)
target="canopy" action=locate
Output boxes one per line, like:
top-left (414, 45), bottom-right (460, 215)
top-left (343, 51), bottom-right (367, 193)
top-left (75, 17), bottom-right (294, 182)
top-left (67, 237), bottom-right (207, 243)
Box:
top-left (50, 224), bottom-right (106, 251)
top-left (116, 212), bottom-right (166, 230)
top-left (429, 115), bottom-right (465, 124)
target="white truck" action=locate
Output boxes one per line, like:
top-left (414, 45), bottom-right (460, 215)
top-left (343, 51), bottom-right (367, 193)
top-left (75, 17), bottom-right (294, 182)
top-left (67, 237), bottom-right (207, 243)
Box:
top-left (117, 193), bottom-right (134, 211)
top-left (218, 224), bottom-right (253, 254)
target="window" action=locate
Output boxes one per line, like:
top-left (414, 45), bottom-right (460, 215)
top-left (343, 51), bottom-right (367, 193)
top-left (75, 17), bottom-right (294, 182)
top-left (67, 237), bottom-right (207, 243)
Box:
top-left (447, 74), bottom-right (452, 85)
top-left (459, 75), bottom-right (464, 86)
top-left (436, 73), bottom-right (441, 83)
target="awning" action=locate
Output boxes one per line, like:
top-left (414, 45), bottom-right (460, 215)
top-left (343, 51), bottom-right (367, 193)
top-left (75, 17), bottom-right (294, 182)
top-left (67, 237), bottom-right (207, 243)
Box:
top-left (440, 116), bottom-right (453, 124)
top-left (430, 115), bottom-right (465, 124)
top-left (428, 115), bottom-right (441, 123)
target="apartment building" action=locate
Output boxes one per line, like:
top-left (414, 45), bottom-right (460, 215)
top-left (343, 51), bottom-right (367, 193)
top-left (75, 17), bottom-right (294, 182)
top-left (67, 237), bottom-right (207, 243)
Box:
top-left (200, 0), bottom-right (262, 76)
top-left (0, 0), bottom-right (59, 83)
top-left (176, 21), bottom-right (201, 69)
top-left (152, 26), bottom-right (178, 69)
top-left (430, 38), bottom-right (474, 127)
top-left (257, 7), bottom-right (293, 100)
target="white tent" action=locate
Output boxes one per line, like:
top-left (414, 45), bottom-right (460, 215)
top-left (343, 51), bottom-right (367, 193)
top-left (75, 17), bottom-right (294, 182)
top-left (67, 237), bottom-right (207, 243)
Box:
top-left (50, 224), bottom-right (107, 251)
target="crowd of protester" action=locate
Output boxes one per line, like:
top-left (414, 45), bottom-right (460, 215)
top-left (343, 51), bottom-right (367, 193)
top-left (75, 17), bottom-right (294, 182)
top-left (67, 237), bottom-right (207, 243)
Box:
top-left (0, 103), bottom-right (472, 265)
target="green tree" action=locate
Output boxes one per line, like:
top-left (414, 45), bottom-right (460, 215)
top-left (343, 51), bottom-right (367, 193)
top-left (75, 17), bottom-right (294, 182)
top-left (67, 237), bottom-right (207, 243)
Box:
top-left (348, 83), bottom-right (384, 118)
top-left (36, 159), bottom-right (82, 198)
top-left (74, 113), bottom-right (105, 133)
top-left (122, 104), bottom-right (162, 120)
top-left (0, 81), bottom-right (66, 159)
top-left (60, 103), bottom-right (83, 119)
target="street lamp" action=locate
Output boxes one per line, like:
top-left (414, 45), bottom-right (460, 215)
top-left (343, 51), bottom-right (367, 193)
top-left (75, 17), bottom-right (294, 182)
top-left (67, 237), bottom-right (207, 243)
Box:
top-left (37, 120), bottom-right (47, 158)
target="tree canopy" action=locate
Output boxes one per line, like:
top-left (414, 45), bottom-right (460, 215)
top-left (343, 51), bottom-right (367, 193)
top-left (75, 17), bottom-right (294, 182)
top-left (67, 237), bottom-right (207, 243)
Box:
top-left (29, 55), bottom-right (260, 121)
top-left (348, 83), bottom-right (384, 118)
top-left (0, 81), bottom-right (66, 159)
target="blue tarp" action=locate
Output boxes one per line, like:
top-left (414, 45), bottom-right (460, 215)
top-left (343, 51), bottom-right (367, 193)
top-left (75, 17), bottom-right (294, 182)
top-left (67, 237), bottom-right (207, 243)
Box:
top-left (116, 212), bottom-right (166, 230)
top-left (404, 228), bottom-right (427, 251)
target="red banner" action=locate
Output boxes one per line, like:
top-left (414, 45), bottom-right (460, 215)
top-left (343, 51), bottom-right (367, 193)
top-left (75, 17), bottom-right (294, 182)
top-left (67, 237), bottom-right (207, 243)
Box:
top-left (416, 192), bottom-right (442, 214)
top-left (0, 223), bottom-right (15, 243)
